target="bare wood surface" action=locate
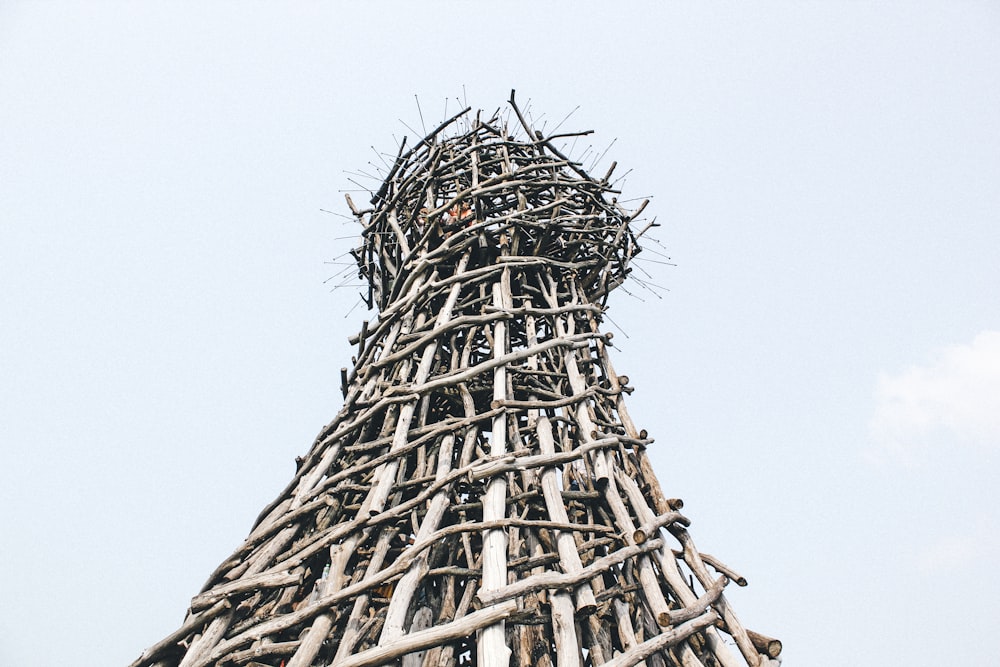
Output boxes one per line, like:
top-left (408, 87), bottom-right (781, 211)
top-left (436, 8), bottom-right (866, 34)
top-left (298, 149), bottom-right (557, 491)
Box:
top-left (632, 511), bottom-right (691, 545)
top-left (600, 611), bottom-right (719, 667)
top-left (536, 414), bottom-right (598, 614)
top-left (477, 538), bottom-right (666, 607)
top-left (334, 601), bottom-right (517, 667)
top-left (746, 629), bottom-right (782, 658)
top-left (132, 95), bottom-right (776, 667)
top-left (478, 276), bottom-right (513, 667)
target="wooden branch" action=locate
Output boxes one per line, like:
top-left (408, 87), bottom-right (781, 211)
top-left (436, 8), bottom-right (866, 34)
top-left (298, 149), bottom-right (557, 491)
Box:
top-left (379, 435), bottom-right (455, 644)
top-left (536, 414), bottom-right (598, 614)
top-left (470, 434), bottom-right (621, 481)
top-left (549, 589), bottom-right (581, 667)
top-left (599, 610), bottom-right (720, 667)
top-left (226, 640), bottom-right (300, 664)
top-left (129, 600), bottom-right (231, 667)
top-left (477, 538), bottom-right (665, 607)
top-left (632, 511), bottom-right (690, 545)
top-left (477, 277), bottom-right (513, 667)
top-left (191, 570), bottom-right (301, 612)
top-left (670, 526), bottom-right (761, 667)
top-left (492, 387), bottom-right (597, 411)
top-left (332, 601), bottom-right (517, 667)
top-left (595, 472), bottom-right (673, 626)
top-left (177, 610), bottom-right (232, 667)
top-left (697, 551), bottom-right (748, 588)
top-left (285, 613), bottom-right (334, 667)
top-left (746, 629), bottom-right (782, 658)
top-left (661, 574), bottom-right (728, 627)
top-left (406, 331), bottom-right (598, 396)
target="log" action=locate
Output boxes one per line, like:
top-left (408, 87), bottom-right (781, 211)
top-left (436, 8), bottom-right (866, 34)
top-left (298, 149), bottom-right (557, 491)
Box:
top-left (177, 611), bottom-right (232, 667)
top-left (330, 527), bottom-right (398, 664)
top-left (401, 607), bottom-right (434, 667)
top-left (284, 613), bottom-right (333, 667)
top-left (191, 570), bottom-right (301, 612)
top-left (599, 611), bottom-right (719, 667)
top-left (660, 575), bottom-right (728, 627)
top-left (746, 630), bottom-right (782, 658)
top-left (595, 472), bottom-right (672, 626)
top-left (477, 538), bottom-right (665, 607)
top-left (128, 600), bottom-right (231, 667)
top-left (478, 276), bottom-right (513, 667)
top-left (379, 435), bottom-right (455, 643)
top-left (469, 435), bottom-right (621, 481)
top-left (696, 552), bottom-right (748, 588)
top-left (332, 600), bottom-right (517, 667)
top-left (536, 414), bottom-right (598, 614)
top-left (670, 527), bottom-right (759, 667)
top-left (549, 590), bottom-right (582, 667)
top-left (632, 511), bottom-right (690, 545)
top-left (226, 640), bottom-right (300, 664)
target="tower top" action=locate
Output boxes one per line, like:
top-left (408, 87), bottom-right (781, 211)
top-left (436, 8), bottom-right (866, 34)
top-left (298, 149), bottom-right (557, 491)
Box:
top-left (348, 93), bottom-right (648, 311)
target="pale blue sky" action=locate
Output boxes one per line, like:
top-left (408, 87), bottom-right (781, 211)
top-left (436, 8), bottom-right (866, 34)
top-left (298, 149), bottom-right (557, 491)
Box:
top-left (2, 3), bottom-right (998, 665)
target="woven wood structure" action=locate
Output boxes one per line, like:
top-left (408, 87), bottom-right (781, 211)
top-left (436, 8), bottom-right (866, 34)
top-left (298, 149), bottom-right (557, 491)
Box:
top-left (133, 95), bottom-right (780, 667)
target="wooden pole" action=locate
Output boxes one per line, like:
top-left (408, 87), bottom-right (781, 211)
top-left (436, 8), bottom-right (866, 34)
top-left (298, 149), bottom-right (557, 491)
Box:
top-left (478, 275), bottom-right (513, 667)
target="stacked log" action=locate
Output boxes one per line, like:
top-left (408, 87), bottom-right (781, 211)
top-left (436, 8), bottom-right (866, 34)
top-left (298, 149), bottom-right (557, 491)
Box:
top-left (132, 93), bottom-right (779, 667)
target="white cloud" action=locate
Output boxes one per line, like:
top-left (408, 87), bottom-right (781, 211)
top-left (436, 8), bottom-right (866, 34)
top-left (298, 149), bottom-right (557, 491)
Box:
top-left (870, 331), bottom-right (1000, 462)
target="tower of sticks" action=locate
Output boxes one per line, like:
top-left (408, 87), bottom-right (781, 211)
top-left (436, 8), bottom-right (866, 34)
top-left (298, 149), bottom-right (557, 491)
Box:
top-left (133, 95), bottom-right (780, 667)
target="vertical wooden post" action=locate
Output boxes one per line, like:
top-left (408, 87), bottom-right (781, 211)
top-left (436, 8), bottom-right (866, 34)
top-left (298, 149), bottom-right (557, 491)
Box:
top-left (478, 274), bottom-right (512, 667)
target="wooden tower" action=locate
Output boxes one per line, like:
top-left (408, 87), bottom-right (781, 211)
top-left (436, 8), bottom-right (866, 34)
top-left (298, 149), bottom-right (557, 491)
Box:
top-left (132, 94), bottom-right (780, 667)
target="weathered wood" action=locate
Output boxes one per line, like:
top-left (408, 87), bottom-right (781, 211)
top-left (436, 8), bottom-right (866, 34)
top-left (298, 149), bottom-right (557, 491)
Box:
top-left (191, 570), bottom-right (301, 612)
top-left (367, 255), bottom-right (469, 517)
top-left (600, 611), bottom-right (720, 667)
top-left (176, 611), bottom-right (232, 667)
top-left (549, 590), bottom-right (581, 667)
top-left (632, 511), bottom-right (691, 545)
top-left (477, 538), bottom-right (666, 607)
top-left (597, 472), bottom-right (673, 626)
top-left (285, 613), bottom-right (333, 667)
top-left (333, 601), bottom-right (517, 667)
top-left (133, 97), bottom-right (775, 667)
top-left (695, 551), bottom-right (748, 587)
top-left (129, 600), bottom-right (231, 667)
top-left (746, 629), bottom-right (782, 658)
top-left (536, 414), bottom-right (598, 614)
top-left (478, 277), bottom-right (513, 667)
top-left (379, 435), bottom-right (456, 643)
top-left (226, 640), bottom-right (299, 664)
top-left (662, 575), bottom-right (728, 627)
top-left (330, 526), bottom-right (398, 664)
top-left (670, 526), bottom-right (760, 667)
